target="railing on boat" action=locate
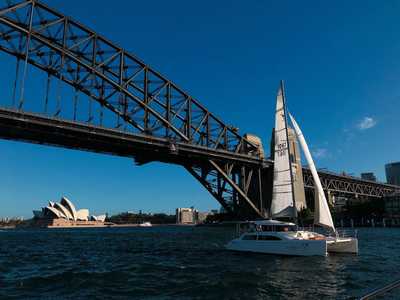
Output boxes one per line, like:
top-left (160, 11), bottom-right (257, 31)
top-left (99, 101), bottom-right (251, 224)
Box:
top-left (233, 222), bottom-right (358, 239)
top-left (299, 225), bottom-right (358, 239)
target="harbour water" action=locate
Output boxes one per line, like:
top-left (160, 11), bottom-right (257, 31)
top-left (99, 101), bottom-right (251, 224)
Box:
top-left (0, 227), bottom-right (399, 299)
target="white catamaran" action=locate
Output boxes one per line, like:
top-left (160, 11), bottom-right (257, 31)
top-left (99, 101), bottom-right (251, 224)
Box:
top-left (225, 81), bottom-right (358, 256)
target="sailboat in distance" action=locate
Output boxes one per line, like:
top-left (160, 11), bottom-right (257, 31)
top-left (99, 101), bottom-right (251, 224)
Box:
top-left (225, 81), bottom-right (358, 256)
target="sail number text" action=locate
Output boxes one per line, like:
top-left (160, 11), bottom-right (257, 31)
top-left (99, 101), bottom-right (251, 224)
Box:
top-left (276, 142), bottom-right (287, 157)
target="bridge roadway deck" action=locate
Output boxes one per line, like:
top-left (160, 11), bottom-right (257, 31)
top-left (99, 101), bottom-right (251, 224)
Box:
top-left (0, 108), bottom-right (266, 166)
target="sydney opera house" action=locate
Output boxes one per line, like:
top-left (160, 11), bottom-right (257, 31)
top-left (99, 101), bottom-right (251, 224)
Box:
top-left (33, 197), bottom-right (107, 227)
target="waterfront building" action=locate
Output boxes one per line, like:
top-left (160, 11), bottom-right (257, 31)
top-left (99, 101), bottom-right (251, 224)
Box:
top-left (361, 172), bottom-right (377, 182)
top-left (33, 196), bottom-right (107, 227)
top-left (385, 162), bottom-right (400, 186)
top-left (176, 207), bottom-right (197, 224)
top-left (176, 208), bottom-right (216, 224)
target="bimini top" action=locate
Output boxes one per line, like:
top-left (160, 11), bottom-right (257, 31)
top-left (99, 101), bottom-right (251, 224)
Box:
top-left (251, 219), bottom-right (296, 226)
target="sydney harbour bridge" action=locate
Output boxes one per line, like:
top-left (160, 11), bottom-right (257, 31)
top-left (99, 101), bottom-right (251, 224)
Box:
top-left (0, 0), bottom-right (398, 218)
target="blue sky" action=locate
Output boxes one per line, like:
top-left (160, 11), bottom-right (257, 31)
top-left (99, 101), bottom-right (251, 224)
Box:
top-left (0, 0), bottom-right (399, 218)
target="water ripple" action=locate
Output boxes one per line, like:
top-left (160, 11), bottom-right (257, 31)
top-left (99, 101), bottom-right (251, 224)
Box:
top-left (0, 227), bottom-right (399, 299)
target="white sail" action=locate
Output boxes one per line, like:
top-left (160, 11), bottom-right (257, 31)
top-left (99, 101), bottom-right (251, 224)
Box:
top-left (289, 113), bottom-right (335, 231)
top-left (270, 85), bottom-right (295, 218)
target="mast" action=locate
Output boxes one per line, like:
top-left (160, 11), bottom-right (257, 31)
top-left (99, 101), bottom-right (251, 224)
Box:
top-left (280, 80), bottom-right (297, 223)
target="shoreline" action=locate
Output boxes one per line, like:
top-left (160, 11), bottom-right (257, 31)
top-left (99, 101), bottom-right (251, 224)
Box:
top-left (0, 223), bottom-right (196, 229)
top-left (111, 223), bottom-right (195, 227)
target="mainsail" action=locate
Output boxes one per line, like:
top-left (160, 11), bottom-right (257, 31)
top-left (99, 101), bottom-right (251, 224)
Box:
top-left (289, 113), bottom-right (335, 231)
top-left (270, 84), bottom-right (296, 218)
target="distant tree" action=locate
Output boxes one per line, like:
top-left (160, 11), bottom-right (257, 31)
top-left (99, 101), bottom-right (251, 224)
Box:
top-left (204, 213), bottom-right (236, 223)
top-left (107, 212), bottom-right (176, 224)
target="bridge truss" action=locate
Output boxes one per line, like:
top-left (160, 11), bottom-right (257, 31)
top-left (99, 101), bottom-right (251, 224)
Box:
top-left (303, 168), bottom-right (397, 198)
top-left (0, 0), bottom-right (266, 217)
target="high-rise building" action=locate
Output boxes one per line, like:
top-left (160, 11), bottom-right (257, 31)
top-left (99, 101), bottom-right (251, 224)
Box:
top-left (270, 127), bottom-right (307, 211)
top-left (386, 162), bottom-right (400, 186)
top-left (361, 172), bottom-right (377, 182)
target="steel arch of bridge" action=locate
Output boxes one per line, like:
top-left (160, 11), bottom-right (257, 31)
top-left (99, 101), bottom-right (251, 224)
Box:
top-left (0, 0), bottom-right (266, 217)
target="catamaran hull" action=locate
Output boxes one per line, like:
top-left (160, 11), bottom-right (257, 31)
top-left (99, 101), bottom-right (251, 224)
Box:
top-left (225, 239), bottom-right (327, 256)
top-left (327, 238), bottom-right (358, 254)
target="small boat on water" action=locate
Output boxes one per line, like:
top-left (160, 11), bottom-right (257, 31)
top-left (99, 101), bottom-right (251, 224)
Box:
top-left (139, 222), bottom-right (152, 227)
top-left (225, 81), bottom-right (358, 257)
